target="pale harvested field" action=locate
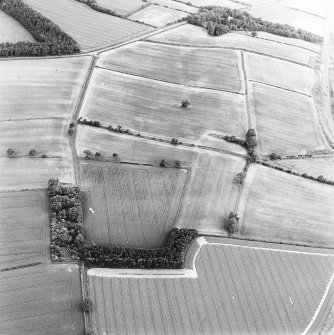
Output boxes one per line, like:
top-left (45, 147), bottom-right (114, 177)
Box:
top-left (98, 42), bottom-right (243, 92)
top-left (0, 264), bottom-right (84, 335)
top-left (147, 24), bottom-right (318, 64)
top-left (248, 5), bottom-right (324, 36)
top-left (24, 0), bottom-right (153, 51)
top-left (177, 153), bottom-right (245, 233)
top-left (88, 237), bottom-right (334, 335)
top-left (251, 83), bottom-right (326, 155)
top-left (275, 157), bottom-right (334, 181)
top-left (128, 4), bottom-right (187, 28)
top-left (283, 0), bottom-right (327, 18)
top-left (80, 160), bottom-right (187, 248)
top-left (0, 190), bottom-right (49, 270)
top-left (0, 157), bottom-right (74, 191)
top-left (80, 69), bottom-right (246, 142)
top-left (245, 52), bottom-right (315, 95)
top-left (76, 125), bottom-right (247, 164)
top-left (240, 165), bottom-right (334, 248)
top-left (178, 0), bottom-right (245, 8)
top-left (0, 119), bottom-right (72, 158)
top-left (95, 0), bottom-right (145, 16)
top-left (0, 57), bottom-right (91, 120)
top-left (148, 0), bottom-right (197, 13)
top-left (0, 10), bottom-right (35, 43)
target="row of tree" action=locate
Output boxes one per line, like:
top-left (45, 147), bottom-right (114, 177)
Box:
top-left (84, 228), bottom-right (198, 269)
top-left (0, 0), bottom-right (80, 57)
top-left (74, 0), bottom-right (123, 17)
top-left (188, 6), bottom-right (322, 43)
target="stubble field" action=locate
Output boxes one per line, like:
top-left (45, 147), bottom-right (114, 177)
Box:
top-left (0, 264), bottom-right (84, 335)
top-left (97, 42), bottom-right (243, 92)
top-left (80, 160), bottom-right (188, 248)
top-left (87, 237), bottom-right (334, 335)
top-left (23, 0), bottom-right (153, 52)
top-left (79, 69), bottom-right (247, 143)
top-left (239, 165), bottom-right (334, 248)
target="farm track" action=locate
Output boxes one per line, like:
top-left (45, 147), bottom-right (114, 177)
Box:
top-left (240, 51), bottom-right (251, 129)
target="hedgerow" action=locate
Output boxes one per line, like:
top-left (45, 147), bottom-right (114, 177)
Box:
top-left (0, 0), bottom-right (80, 57)
top-left (74, 0), bottom-right (123, 18)
top-left (188, 6), bottom-right (322, 43)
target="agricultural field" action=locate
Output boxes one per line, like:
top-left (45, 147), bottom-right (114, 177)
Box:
top-left (250, 82), bottom-right (326, 156)
top-left (95, 0), bottom-right (146, 16)
top-left (274, 157), bottom-right (334, 181)
top-left (87, 237), bottom-right (334, 335)
top-left (0, 10), bottom-right (35, 43)
top-left (177, 153), bottom-right (245, 234)
top-left (0, 56), bottom-right (91, 120)
top-left (80, 160), bottom-right (187, 248)
top-left (245, 52), bottom-right (315, 95)
top-left (248, 5), bottom-right (325, 36)
top-left (128, 4), bottom-right (188, 28)
top-left (239, 165), bottom-right (334, 248)
top-left (0, 190), bottom-right (49, 270)
top-left (283, 0), bottom-right (327, 18)
top-left (178, 0), bottom-right (246, 8)
top-left (23, 0), bottom-right (154, 52)
top-left (147, 24), bottom-right (319, 64)
top-left (0, 264), bottom-right (84, 335)
top-left (79, 69), bottom-right (247, 143)
top-left (148, 0), bottom-right (197, 13)
top-left (97, 42), bottom-right (243, 92)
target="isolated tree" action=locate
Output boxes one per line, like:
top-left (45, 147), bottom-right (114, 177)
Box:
top-left (181, 99), bottom-right (190, 108)
top-left (251, 31), bottom-right (257, 37)
top-left (160, 159), bottom-right (167, 167)
top-left (112, 153), bottom-right (118, 158)
top-left (42, 154), bottom-right (47, 158)
top-left (29, 148), bottom-right (37, 157)
top-left (68, 128), bottom-right (74, 136)
top-left (175, 160), bottom-right (182, 168)
top-left (171, 138), bottom-right (178, 145)
top-left (82, 297), bottom-right (95, 312)
top-left (95, 151), bottom-right (102, 159)
top-left (270, 153), bottom-right (281, 160)
top-left (7, 148), bottom-right (15, 158)
top-left (83, 150), bottom-right (92, 159)
top-left (235, 172), bottom-right (246, 185)
top-left (225, 212), bottom-right (240, 235)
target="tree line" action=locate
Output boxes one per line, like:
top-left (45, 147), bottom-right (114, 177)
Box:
top-left (188, 6), bottom-right (322, 43)
top-left (0, 0), bottom-right (80, 57)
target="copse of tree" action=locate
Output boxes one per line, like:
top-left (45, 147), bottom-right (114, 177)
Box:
top-left (181, 99), bottom-right (191, 108)
top-left (0, 0), bottom-right (80, 57)
top-left (270, 152), bottom-right (282, 160)
top-left (29, 149), bottom-right (37, 157)
top-left (225, 211), bottom-right (240, 234)
top-left (188, 6), bottom-right (322, 43)
top-left (82, 297), bottom-right (95, 312)
top-left (160, 159), bottom-right (167, 167)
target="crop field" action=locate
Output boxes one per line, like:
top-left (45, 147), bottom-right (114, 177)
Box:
top-left (0, 57), bottom-right (91, 120)
top-left (177, 153), bottom-right (245, 234)
top-left (239, 165), bottom-right (334, 248)
top-left (80, 160), bottom-right (187, 248)
top-left (128, 4), bottom-right (188, 28)
top-left (148, 0), bottom-right (197, 13)
top-left (274, 157), bottom-right (334, 181)
top-left (248, 5), bottom-right (324, 36)
top-left (283, 0), bottom-right (327, 18)
top-left (0, 157), bottom-right (74, 191)
top-left (147, 24), bottom-right (318, 64)
top-left (250, 83), bottom-right (326, 155)
top-left (0, 190), bottom-right (49, 270)
top-left (0, 264), bottom-right (84, 335)
top-left (23, 0), bottom-right (153, 52)
top-left (245, 53), bottom-right (315, 95)
top-left (97, 42), bottom-right (243, 92)
top-left (87, 237), bottom-right (334, 335)
top-left (80, 69), bottom-right (247, 142)
top-left (0, 10), bottom-right (35, 43)
top-left (95, 0), bottom-right (145, 16)
top-left (178, 0), bottom-right (245, 8)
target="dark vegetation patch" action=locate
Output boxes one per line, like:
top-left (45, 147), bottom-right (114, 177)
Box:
top-left (188, 6), bottom-right (322, 43)
top-left (0, 0), bottom-right (80, 57)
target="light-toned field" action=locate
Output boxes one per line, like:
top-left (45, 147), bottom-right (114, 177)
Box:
top-left (147, 24), bottom-right (318, 64)
top-left (239, 165), bottom-right (334, 248)
top-left (177, 153), bottom-right (245, 234)
top-left (250, 83), bottom-right (326, 155)
top-left (80, 160), bottom-right (187, 248)
top-left (248, 5), bottom-right (324, 36)
top-left (0, 57), bottom-right (91, 120)
top-left (98, 42), bottom-right (243, 92)
top-left (95, 0), bottom-right (146, 16)
top-left (0, 190), bottom-right (49, 270)
top-left (245, 52), bottom-right (315, 95)
top-left (148, 0), bottom-right (197, 13)
top-left (0, 157), bottom-right (74, 191)
top-left (80, 69), bottom-right (247, 142)
top-left (0, 264), bottom-right (84, 335)
top-left (0, 10), bottom-right (35, 43)
top-left (24, 0), bottom-right (153, 52)
top-left (274, 157), bottom-right (334, 181)
top-left (283, 0), bottom-right (327, 18)
top-left (129, 4), bottom-right (188, 28)
top-left (87, 237), bottom-right (334, 335)
top-left (178, 0), bottom-right (245, 8)
top-left (0, 119), bottom-right (72, 158)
